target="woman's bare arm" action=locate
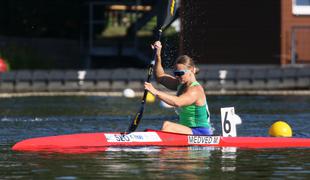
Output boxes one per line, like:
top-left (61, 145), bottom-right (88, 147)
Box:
top-left (153, 41), bottom-right (178, 90)
top-left (145, 82), bottom-right (199, 107)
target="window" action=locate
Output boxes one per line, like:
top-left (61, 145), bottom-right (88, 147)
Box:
top-left (293, 0), bottom-right (310, 15)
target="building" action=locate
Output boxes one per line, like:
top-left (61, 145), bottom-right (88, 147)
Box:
top-left (282, 0), bottom-right (310, 64)
top-left (2, 0), bottom-right (309, 69)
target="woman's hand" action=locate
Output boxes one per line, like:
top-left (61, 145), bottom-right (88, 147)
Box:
top-left (144, 82), bottom-right (158, 96)
top-left (151, 41), bottom-right (162, 57)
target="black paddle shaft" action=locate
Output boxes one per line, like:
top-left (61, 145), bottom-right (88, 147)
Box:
top-left (126, 0), bottom-right (179, 133)
top-left (127, 30), bottom-right (162, 133)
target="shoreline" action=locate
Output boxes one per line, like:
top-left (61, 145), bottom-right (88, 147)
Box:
top-left (1, 90), bottom-right (310, 98)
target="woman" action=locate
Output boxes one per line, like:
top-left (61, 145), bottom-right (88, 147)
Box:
top-left (144, 41), bottom-right (212, 135)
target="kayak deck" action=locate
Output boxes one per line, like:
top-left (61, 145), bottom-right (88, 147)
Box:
top-left (12, 129), bottom-right (310, 153)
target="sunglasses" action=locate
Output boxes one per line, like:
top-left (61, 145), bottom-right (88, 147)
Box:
top-left (173, 70), bottom-right (189, 77)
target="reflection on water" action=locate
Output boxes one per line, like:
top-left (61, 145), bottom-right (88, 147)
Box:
top-left (4, 146), bottom-right (309, 179)
top-left (221, 147), bottom-right (238, 172)
top-left (0, 95), bottom-right (310, 179)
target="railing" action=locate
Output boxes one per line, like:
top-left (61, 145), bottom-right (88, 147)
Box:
top-left (0, 67), bottom-right (309, 93)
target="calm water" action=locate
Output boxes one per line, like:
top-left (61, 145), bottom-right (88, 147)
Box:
top-left (1, 95), bottom-right (310, 179)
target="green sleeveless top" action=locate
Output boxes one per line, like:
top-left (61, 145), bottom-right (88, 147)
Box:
top-left (177, 82), bottom-right (210, 128)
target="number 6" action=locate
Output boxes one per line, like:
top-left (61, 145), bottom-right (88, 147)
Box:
top-left (221, 107), bottom-right (242, 137)
top-left (223, 111), bottom-right (231, 134)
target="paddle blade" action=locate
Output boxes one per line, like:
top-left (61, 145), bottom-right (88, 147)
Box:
top-left (157, 0), bottom-right (180, 30)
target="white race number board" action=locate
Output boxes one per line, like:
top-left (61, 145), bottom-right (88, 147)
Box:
top-left (221, 107), bottom-right (242, 137)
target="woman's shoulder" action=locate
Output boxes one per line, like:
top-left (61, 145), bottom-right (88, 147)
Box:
top-left (189, 83), bottom-right (205, 94)
top-left (187, 84), bottom-right (203, 93)
top-left (189, 81), bottom-right (204, 89)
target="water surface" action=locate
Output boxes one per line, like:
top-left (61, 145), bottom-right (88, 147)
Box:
top-left (0, 95), bottom-right (309, 179)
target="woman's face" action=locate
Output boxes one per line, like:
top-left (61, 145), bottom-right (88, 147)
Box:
top-left (174, 64), bottom-right (192, 84)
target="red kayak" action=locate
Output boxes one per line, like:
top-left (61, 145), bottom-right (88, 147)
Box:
top-left (12, 129), bottom-right (310, 153)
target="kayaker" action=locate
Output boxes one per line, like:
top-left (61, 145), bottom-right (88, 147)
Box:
top-left (144, 41), bottom-right (213, 135)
